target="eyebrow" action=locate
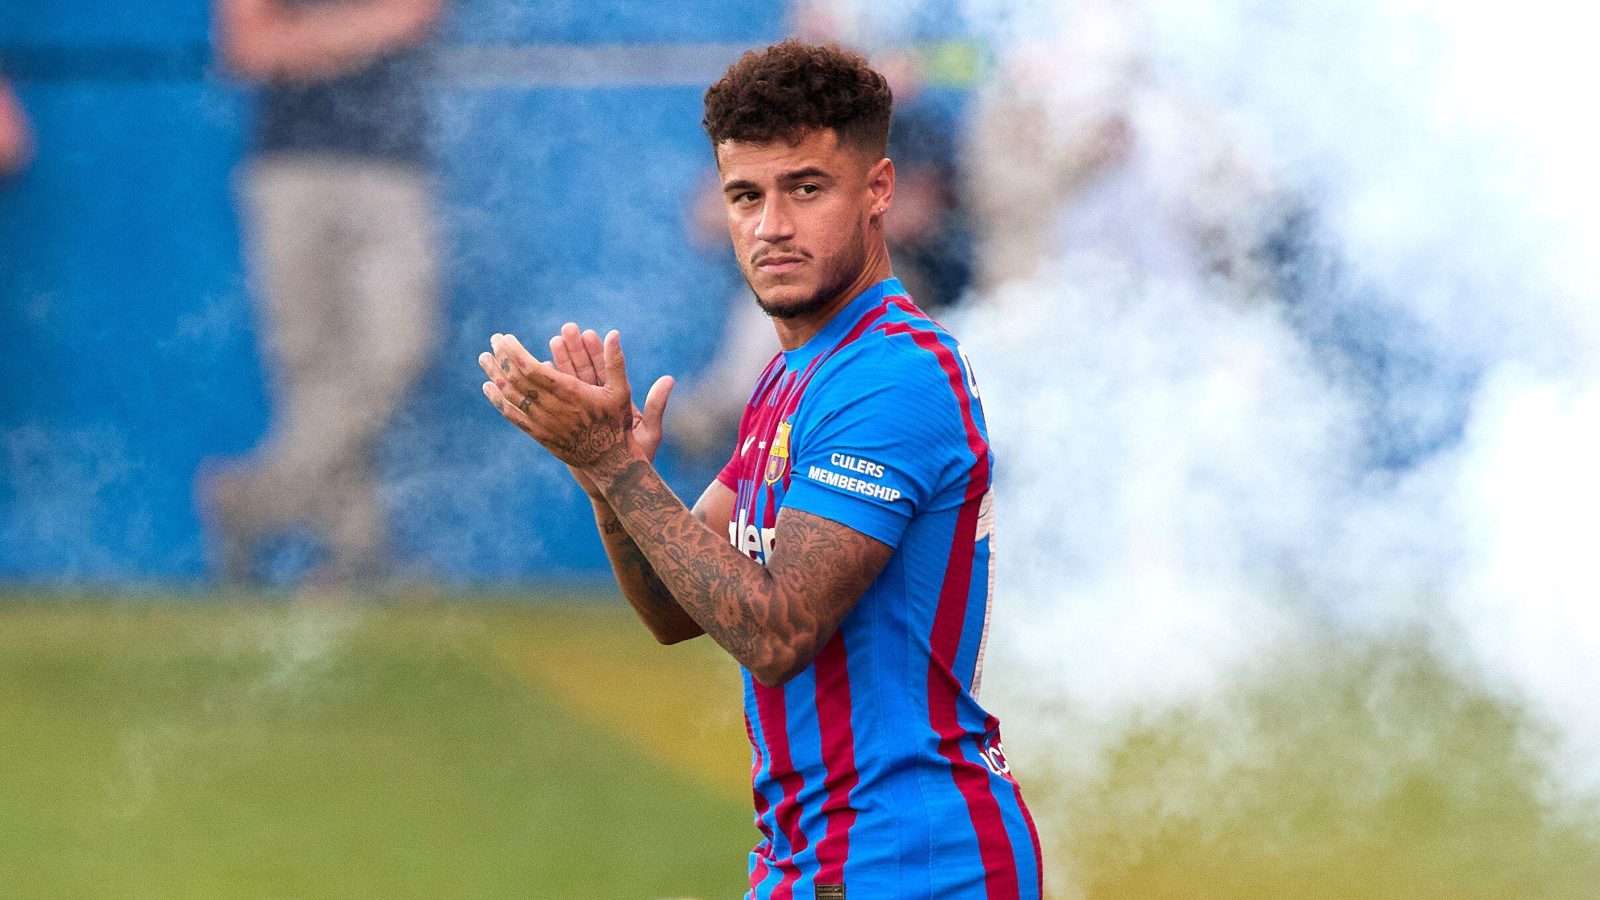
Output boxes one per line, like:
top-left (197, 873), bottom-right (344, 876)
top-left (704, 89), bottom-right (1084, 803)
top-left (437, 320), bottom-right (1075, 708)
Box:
top-left (722, 167), bottom-right (836, 193)
top-left (779, 166), bottom-right (833, 183)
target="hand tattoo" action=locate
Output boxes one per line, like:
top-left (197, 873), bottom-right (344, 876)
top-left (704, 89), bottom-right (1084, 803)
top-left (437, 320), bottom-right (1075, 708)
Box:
top-left (544, 405), bottom-right (629, 468)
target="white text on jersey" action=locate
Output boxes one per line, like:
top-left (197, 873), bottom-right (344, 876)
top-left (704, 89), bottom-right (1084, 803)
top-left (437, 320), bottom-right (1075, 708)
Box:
top-left (728, 507), bottom-right (776, 562)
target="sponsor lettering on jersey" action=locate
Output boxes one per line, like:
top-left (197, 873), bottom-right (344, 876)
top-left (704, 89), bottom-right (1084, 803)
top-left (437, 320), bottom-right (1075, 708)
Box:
top-left (727, 506), bottom-right (777, 562)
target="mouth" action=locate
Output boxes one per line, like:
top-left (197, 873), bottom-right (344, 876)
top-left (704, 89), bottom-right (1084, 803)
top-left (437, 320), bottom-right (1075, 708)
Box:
top-left (754, 254), bottom-right (806, 275)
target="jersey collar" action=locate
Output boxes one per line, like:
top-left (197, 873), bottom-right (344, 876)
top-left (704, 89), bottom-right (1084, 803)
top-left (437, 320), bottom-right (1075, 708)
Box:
top-left (781, 277), bottom-right (906, 371)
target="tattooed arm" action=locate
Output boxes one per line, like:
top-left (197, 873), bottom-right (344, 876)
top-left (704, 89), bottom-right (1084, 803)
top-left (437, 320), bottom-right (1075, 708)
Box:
top-left (480, 328), bottom-right (891, 686)
top-left (589, 479), bottom-right (730, 644)
top-left (591, 454), bottom-right (892, 686)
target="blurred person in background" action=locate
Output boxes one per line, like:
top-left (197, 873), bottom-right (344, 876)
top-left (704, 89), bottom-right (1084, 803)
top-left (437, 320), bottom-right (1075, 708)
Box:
top-left (866, 52), bottom-right (973, 312)
top-left (964, 0), bottom-right (1277, 302)
top-left (0, 75), bottom-right (33, 177)
top-left (959, 0), bottom-right (1288, 594)
top-left (966, 0), bottom-right (1466, 471)
top-left (200, 0), bottom-right (442, 586)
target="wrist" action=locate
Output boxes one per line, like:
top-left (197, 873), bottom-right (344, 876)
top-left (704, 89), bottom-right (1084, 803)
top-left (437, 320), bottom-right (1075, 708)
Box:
top-left (583, 439), bottom-right (646, 495)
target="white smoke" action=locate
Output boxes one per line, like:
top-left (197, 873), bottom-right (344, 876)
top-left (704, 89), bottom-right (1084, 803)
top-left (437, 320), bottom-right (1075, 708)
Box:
top-left (1444, 371), bottom-right (1600, 795)
top-left (962, 273), bottom-right (1347, 723)
top-left (917, 0), bottom-right (1600, 871)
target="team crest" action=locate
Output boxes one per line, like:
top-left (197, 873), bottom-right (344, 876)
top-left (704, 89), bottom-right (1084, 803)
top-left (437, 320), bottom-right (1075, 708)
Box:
top-left (764, 421), bottom-right (792, 485)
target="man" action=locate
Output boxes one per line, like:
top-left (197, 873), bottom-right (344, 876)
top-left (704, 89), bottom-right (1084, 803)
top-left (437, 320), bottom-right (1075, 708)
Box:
top-left (202, 0), bottom-right (441, 584)
top-left (479, 42), bottom-right (1042, 898)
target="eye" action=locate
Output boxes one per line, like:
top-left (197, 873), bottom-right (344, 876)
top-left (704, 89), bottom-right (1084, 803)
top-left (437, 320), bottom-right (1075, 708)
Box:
top-left (732, 191), bottom-right (760, 205)
top-left (794, 183), bottom-right (820, 197)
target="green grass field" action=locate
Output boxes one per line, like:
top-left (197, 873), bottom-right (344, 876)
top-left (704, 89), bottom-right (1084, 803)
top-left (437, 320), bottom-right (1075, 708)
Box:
top-left (0, 596), bottom-right (754, 899)
top-left (2, 595), bottom-right (1597, 898)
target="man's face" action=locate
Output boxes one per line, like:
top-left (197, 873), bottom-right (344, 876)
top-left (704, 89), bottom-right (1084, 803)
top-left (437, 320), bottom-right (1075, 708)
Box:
top-left (716, 128), bottom-right (882, 320)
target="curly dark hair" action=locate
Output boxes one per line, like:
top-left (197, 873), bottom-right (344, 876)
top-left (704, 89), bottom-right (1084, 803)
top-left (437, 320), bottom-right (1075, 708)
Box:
top-left (702, 40), bottom-right (892, 157)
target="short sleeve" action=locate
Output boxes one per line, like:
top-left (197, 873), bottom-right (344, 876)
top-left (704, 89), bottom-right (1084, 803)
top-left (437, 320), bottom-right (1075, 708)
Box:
top-left (781, 348), bottom-right (968, 548)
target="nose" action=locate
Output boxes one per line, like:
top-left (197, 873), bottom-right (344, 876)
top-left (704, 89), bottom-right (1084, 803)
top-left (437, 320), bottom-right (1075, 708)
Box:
top-left (754, 195), bottom-right (795, 245)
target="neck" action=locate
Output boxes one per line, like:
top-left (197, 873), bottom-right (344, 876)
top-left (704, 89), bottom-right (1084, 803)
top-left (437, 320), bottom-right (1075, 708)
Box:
top-left (772, 239), bottom-right (893, 351)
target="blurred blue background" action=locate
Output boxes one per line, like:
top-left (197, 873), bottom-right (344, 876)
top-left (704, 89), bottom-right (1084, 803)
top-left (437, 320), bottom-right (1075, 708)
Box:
top-left (0, 0), bottom-right (791, 583)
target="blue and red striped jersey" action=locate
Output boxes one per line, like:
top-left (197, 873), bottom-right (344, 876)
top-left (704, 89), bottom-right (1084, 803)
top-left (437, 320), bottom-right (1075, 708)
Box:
top-left (716, 277), bottom-right (1042, 899)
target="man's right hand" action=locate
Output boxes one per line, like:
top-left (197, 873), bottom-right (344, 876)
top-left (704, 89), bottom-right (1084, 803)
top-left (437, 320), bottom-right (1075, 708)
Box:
top-left (546, 323), bottom-right (674, 499)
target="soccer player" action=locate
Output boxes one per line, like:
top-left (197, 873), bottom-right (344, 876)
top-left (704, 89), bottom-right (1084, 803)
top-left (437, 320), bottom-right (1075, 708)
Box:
top-left (479, 41), bottom-right (1042, 899)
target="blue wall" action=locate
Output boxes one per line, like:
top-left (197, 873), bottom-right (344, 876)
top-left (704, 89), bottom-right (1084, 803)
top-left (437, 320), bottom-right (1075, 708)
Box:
top-left (0, 1), bottom-right (783, 584)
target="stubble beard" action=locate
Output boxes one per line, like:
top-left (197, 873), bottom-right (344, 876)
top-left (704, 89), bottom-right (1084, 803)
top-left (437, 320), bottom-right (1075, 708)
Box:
top-left (746, 219), bottom-right (868, 321)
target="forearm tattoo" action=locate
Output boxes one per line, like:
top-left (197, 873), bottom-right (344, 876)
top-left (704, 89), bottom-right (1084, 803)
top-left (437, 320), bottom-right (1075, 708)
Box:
top-left (600, 459), bottom-right (888, 679)
top-left (599, 511), bottom-right (678, 613)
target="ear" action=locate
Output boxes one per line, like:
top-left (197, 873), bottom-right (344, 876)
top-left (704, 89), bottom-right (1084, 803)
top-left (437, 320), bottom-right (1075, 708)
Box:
top-left (867, 156), bottom-right (895, 225)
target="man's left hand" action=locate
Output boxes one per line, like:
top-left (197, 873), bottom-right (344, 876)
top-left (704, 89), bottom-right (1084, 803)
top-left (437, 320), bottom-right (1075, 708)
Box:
top-left (478, 330), bottom-right (637, 472)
